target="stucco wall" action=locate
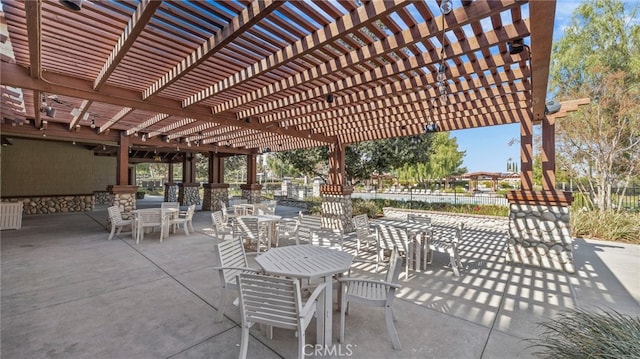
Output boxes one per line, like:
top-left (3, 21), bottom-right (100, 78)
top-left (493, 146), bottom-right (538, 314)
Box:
top-left (93, 156), bottom-right (116, 192)
top-left (0, 138), bottom-right (115, 196)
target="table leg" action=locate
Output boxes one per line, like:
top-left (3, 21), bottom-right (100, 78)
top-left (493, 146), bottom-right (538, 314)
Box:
top-left (316, 277), bottom-right (326, 345)
top-left (323, 275), bottom-right (332, 346)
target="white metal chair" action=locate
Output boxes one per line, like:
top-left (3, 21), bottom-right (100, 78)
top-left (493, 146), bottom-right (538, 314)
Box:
top-left (375, 224), bottom-right (412, 278)
top-left (135, 209), bottom-right (165, 244)
top-left (169, 204), bottom-right (195, 235)
top-left (211, 210), bottom-right (234, 241)
top-left (161, 201), bottom-right (180, 232)
top-left (276, 213), bottom-right (300, 246)
top-left (107, 205), bottom-right (132, 240)
top-left (219, 200), bottom-right (235, 225)
top-left (428, 223), bottom-right (464, 276)
top-left (353, 214), bottom-right (375, 249)
top-left (339, 246), bottom-right (403, 350)
top-left (235, 216), bottom-right (270, 253)
top-left (296, 213), bottom-right (343, 250)
top-left (237, 273), bottom-right (327, 359)
top-left (212, 238), bottom-right (260, 322)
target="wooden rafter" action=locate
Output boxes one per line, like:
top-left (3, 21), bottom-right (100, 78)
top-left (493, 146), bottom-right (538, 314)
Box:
top-left (143, 0), bottom-right (284, 100)
top-left (93, 0), bottom-right (162, 90)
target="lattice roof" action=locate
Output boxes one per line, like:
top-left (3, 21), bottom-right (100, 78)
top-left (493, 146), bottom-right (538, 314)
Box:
top-left (0, 0), bottom-right (556, 156)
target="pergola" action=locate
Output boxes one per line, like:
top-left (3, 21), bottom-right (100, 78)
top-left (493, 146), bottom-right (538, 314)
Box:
top-left (0, 0), bottom-right (586, 271)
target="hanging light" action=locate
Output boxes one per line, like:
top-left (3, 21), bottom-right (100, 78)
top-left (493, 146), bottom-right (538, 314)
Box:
top-left (90, 118), bottom-right (96, 129)
top-left (440, 0), bottom-right (453, 14)
top-left (59, 0), bottom-right (83, 11)
top-left (437, 64), bottom-right (446, 82)
top-left (141, 134), bottom-right (147, 142)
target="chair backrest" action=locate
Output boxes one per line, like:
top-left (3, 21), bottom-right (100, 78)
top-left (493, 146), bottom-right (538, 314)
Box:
top-left (213, 238), bottom-right (250, 287)
top-left (407, 214), bottom-right (431, 226)
top-left (385, 245), bottom-right (403, 285)
top-left (297, 213), bottom-right (322, 243)
top-left (236, 216), bottom-right (260, 240)
top-left (237, 273), bottom-right (302, 330)
top-left (185, 204), bottom-right (196, 220)
top-left (161, 202), bottom-right (180, 210)
top-left (212, 210), bottom-right (226, 227)
top-left (107, 206), bottom-right (124, 224)
top-left (136, 209), bottom-right (163, 227)
top-left (376, 224), bottom-right (410, 253)
top-left (352, 214), bottom-right (369, 230)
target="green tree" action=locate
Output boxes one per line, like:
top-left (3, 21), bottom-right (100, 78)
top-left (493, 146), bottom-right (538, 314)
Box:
top-left (428, 132), bottom-right (466, 181)
top-left (551, 0), bottom-right (640, 211)
top-left (277, 135), bottom-right (434, 186)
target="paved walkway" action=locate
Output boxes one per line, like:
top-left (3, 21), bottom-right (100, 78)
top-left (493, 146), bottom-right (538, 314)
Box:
top-left (1, 203), bottom-right (638, 358)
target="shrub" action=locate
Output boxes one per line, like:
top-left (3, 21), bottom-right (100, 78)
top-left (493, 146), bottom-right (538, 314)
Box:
top-left (352, 198), bottom-right (379, 218)
top-left (571, 209), bottom-right (640, 243)
top-left (528, 308), bottom-right (640, 358)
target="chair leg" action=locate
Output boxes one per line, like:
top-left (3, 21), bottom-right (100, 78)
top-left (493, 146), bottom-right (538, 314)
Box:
top-left (108, 225), bottom-right (116, 240)
top-left (216, 289), bottom-right (228, 322)
top-left (340, 295), bottom-right (347, 343)
top-left (385, 305), bottom-right (402, 350)
top-left (449, 248), bottom-right (461, 276)
top-left (297, 326), bottom-right (306, 359)
top-left (239, 325), bottom-right (250, 359)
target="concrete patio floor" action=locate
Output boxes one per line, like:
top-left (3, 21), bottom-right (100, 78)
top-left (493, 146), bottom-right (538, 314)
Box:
top-left (2, 199), bottom-right (639, 359)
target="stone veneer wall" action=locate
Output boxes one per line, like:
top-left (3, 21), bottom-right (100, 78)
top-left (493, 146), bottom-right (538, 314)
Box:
top-left (94, 191), bottom-right (112, 205)
top-left (111, 193), bottom-right (136, 213)
top-left (1, 195), bottom-right (94, 214)
top-left (507, 204), bottom-right (574, 273)
top-left (179, 186), bottom-right (201, 206)
top-left (165, 184), bottom-right (179, 202)
top-left (321, 194), bottom-right (353, 232)
top-left (241, 189), bottom-right (262, 203)
top-left (203, 187), bottom-right (228, 211)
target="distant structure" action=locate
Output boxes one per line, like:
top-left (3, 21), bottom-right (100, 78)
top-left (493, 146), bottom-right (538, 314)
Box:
top-left (446, 171), bottom-right (520, 192)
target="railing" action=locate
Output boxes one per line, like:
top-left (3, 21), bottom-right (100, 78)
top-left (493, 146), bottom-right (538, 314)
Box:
top-left (568, 186), bottom-right (639, 210)
top-left (352, 189), bottom-right (509, 207)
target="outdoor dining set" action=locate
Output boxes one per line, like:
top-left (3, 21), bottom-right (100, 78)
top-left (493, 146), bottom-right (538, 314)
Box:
top-left (106, 200), bottom-right (464, 358)
top-left (208, 201), bottom-right (465, 358)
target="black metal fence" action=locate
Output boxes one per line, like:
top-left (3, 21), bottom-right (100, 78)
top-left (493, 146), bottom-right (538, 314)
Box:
top-left (569, 186), bottom-right (639, 210)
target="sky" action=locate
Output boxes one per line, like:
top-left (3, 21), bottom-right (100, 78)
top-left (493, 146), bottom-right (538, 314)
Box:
top-left (451, 1), bottom-right (583, 173)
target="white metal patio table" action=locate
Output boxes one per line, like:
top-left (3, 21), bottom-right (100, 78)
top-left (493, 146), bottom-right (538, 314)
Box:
top-left (255, 245), bottom-right (353, 346)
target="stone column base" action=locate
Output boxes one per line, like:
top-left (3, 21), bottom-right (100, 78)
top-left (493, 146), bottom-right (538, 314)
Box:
top-left (164, 183), bottom-right (178, 202)
top-left (240, 184), bottom-right (262, 203)
top-left (107, 185), bottom-right (138, 229)
top-left (178, 183), bottom-right (201, 206)
top-left (506, 191), bottom-right (574, 273)
top-left (203, 183), bottom-right (229, 211)
top-left (320, 185), bottom-right (353, 232)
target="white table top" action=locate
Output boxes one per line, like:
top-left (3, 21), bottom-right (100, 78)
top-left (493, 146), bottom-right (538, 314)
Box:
top-left (255, 245), bottom-right (353, 279)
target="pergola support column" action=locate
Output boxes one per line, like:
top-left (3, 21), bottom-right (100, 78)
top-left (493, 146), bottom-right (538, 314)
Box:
top-left (178, 153), bottom-right (200, 206)
top-left (108, 133), bottom-right (137, 219)
top-left (508, 114), bottom-right (574, 273)
top-left (164, 163), bottom-right (178, 202)
top-left (203, 152), bottom-right (228, 211)
top-left (240, 153), bottom-right (262, 203)
top-left (321, 142), bottom-right (353, 232)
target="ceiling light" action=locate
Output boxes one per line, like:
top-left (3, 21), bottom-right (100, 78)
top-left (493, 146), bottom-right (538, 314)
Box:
top-left (508, 39), bottom-right (528, 55)
top-left (44, 107), bottom-right (56, 117)
top-left (102, 145), bottom-right (106, 151)
top-left (59, 0), bottom-right (83, 11)
top-left (141, 134), bottom-right (147, 142)
top-left (90, 119), bottom-right (96, 129)
top-left (440, 0), bottom-right (453, 14)
top-left (326, 93), bottom-right (334, 104)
